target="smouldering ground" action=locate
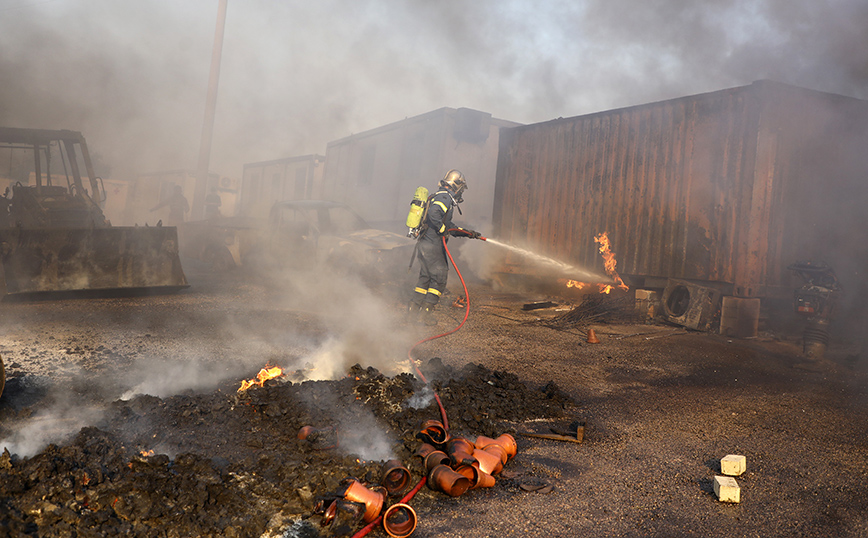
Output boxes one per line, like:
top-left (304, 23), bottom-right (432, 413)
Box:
top-left (1, 268), bottom-right (867, 537)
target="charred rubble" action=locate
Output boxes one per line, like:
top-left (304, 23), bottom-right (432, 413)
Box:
top-left (0, 360), bottom-right (575, 538)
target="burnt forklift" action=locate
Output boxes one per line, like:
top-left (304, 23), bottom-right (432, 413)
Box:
top-left (0, 127), bottom-right (189, 301)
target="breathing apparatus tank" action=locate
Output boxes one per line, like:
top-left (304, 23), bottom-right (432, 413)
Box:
top-left (406, 186), bottom-right (429, 238)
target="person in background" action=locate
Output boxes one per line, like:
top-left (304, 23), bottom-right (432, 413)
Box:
top-left (204, 187), bottom-right (222, 219)
top-left (150, 185), bottom-right (189, 226)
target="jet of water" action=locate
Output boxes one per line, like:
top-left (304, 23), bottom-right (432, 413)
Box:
top-left (484, 238), bottom-right (612, 283)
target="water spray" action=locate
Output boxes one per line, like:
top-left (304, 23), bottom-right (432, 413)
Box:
top-left (482, 237), bottom-right (613, 283)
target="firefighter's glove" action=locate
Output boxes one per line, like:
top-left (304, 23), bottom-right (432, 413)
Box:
top-left (467, 229), bottom-right (482, 240)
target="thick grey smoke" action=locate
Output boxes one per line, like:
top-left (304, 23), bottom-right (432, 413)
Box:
top-left (1, 0), bottom-right (866, 180)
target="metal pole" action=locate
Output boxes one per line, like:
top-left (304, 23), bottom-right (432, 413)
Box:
top-left (192, 0), bottom-right (228, 221)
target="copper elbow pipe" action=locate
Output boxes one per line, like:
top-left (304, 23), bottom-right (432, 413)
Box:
top-left (428, 464), bottom-right (471, 497)
top-left (475, 434), bottom-right (517, 460)
top-left (472, 447), bottom-right (503, 476)
top-left (417, 419), bottom-right (450, 446)
top-left (423, 450), bottom-right (451, 475)
top-left (382, 503), bottom-right (418, 538)
top-left (454, 463), bottom-right (496, 489)
top-left (381, 459), bottom-right (411, 496)
top-left (342, 479), bottom-right (384, 523)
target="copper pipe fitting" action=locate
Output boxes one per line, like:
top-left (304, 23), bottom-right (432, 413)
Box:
top-left (382, 503), bottom-right (418, 538)
top-left (475, 434), bottom-right (517, 460)
top-left (381, 459), bottom-right (411, 496)
top-left (417, 419), bottom-right (450, 447)
top-left (342, 479), bottom-right (384, 523)
top-left (446, 437), bottom-right (477, 466)
top-left (428, 464), bottom-right (471, 497)
top-left (297, 425), bottom-right (316, 440)
top-left (472, 447), bottom-right (503, 476)
top-left (423, 450), bottom-right (451, 475)
top-left (454, 463), bottom-right (496, 489)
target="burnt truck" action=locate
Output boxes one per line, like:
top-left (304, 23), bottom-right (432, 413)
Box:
top-left (0, 127), bottom-right (189, 300)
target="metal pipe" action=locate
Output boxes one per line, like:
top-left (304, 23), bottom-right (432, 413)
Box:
top-left (193, 0), bottom-right (229, 220)
top-left (382, 503), bottom-right (417, 538)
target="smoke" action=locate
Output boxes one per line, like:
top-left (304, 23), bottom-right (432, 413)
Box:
top-left (0, 404), bottom-right (103, 458)
top-left (1, 1), bottom-right (866, 181)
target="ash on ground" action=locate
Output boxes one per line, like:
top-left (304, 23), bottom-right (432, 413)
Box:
top-left (0, 360), bottom-right (574, 538)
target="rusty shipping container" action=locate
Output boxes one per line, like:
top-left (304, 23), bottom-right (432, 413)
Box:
top-left (493, 80), bottom-right (868, 307)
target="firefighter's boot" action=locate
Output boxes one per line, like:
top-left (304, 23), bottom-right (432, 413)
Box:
top-left (419, 305), bottom-right (438, 326)
top-left (407, 300), bottom-right (423, 323)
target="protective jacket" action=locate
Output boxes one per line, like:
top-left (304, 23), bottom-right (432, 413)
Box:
top-left (412, 189), bottom-right (461, 307)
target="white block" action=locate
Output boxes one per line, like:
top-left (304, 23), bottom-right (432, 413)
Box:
top-left (713, 475), bottom-right (740, 503)
top-left (721, 454), bottom-right (746, 476)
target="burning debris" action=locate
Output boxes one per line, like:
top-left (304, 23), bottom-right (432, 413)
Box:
top-left (528, 294), bottom-right (642, 331)
top-left (238, 364), bottom-right (285, 392)
top-left (563, 232), bottom-right (630, 294)
top-left (0, 360), bottom-right (575, 537)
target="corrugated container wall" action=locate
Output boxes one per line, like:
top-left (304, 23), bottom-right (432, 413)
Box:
top-left (493, 80), bottom-right (868, 302)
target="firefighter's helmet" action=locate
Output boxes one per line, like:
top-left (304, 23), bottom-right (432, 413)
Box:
top-left (440, 169), bottom-right (468, 203)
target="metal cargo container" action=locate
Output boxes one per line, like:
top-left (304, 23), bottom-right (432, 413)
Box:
top-left (321, 107), bottom-right (520, 234)
top-left (493, 80), bottom-right (868, 305)
top-left (240, 155), bottom-right (324, 217)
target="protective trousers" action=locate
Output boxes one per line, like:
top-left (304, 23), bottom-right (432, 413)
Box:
top-left (412, 237), bottom-right (449, 307)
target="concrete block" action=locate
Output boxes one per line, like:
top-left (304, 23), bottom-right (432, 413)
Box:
top-left (721, 454), bottom-right (746, 476)
top-left (719, 297), bottom-right (761, 338)
top-left (634, 289), bottom-right (658, 319)
top-left (713, 475), bottom-right (740, 503)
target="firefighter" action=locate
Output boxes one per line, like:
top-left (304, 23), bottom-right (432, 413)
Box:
top-left (409, 169), bottom-right (481, 325)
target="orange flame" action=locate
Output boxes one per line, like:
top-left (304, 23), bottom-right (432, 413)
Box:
top-left (594, 232), bottom-right (629, 292)
top-left (140, 449), bottom-right (155, 457)
top-left (564, 233), bottom-right (629, 293)
top-left (238, 365), bottom-right (285, 392)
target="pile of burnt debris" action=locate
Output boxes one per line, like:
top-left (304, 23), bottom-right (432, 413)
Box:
top-left (0, 360), bottom-right (575, 538)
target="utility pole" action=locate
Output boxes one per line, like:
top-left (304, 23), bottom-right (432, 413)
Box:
top-left (192, 0), bottom-right (228, 221)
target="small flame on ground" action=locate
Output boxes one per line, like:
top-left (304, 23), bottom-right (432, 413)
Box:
top-left (140, 449), bottom-right (155, 457)
top-left (565, 232), bottom-right (630, 294)
top-left (238, 364), bottom-right (285, 392)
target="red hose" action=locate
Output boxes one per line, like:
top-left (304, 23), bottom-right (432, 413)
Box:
top-left (351, 232), bottom-right (479, 538)
top-left (349, 476), bottom-right (428, 538)
top-left (408, 233), bottom-right (474, 428)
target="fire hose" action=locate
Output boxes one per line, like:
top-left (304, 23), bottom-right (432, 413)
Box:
top-left (351, 231), bottom-right (485, 538)
top-left (409, 229), bottom-right (486, 428)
